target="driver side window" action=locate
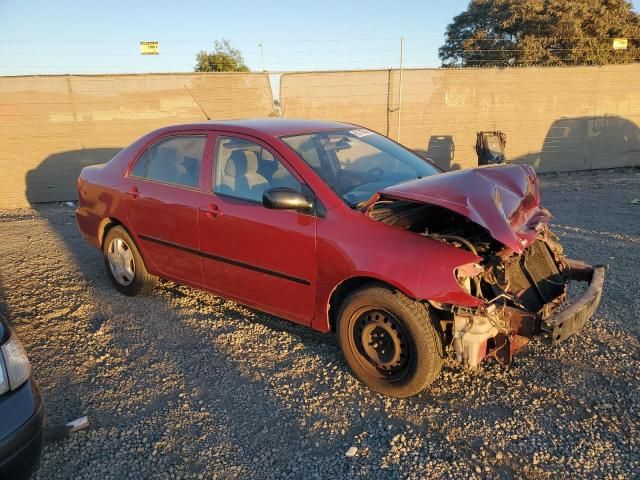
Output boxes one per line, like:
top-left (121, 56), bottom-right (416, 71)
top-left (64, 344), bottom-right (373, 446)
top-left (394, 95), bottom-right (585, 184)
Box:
top-left (213, 137), bottom-right (302, 202)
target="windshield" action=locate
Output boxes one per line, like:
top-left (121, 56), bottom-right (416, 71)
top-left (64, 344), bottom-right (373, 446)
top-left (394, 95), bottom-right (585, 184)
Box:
top-left (282, 128), bottom-right (439, 207)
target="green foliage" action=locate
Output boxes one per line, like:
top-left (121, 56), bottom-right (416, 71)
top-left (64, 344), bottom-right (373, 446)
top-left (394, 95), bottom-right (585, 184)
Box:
top-left (195, 39), bottom-right (250, 72)
top-left (439, 0), bottom-right (640, 67)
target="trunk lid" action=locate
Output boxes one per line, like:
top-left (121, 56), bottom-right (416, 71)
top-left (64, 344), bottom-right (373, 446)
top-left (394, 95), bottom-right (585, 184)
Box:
top-left (378, 164), bottom-right (549, 252)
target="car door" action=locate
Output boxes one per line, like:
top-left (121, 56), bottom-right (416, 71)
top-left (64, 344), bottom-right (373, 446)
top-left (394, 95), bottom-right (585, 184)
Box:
top-left (198, 133), bottom-right (317, 325)
top-left (123, 132), bottom-right (211, 287)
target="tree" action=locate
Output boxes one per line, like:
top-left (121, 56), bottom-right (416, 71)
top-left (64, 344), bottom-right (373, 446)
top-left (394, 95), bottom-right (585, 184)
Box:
top-left (195, 39), bottom-right (250, 72)
top-left (439, 0), bottom-right (640, 67)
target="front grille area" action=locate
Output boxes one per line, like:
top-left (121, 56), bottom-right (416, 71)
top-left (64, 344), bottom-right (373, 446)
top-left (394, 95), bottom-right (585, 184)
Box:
top-left (504, 240), bottom-right (566, 312)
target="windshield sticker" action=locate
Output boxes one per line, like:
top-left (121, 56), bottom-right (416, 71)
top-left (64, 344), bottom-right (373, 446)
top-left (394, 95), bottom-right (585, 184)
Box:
top-left (349, 128), bottom-right (373, 138)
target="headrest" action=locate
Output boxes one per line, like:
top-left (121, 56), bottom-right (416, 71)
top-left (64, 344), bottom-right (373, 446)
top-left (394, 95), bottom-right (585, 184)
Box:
top-left (178, 156), bottom-right (199, 175)
top-left (154, 146), bottom-right (178, 163)
top-left (224, 150), bottom-right (258, 177)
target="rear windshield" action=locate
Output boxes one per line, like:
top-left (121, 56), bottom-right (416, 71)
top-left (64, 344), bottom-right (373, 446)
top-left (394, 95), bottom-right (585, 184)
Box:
top-left (282, 128), bottom-right (439, 207)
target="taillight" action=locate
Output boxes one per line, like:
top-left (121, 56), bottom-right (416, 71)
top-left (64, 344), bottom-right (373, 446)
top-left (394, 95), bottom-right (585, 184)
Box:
top-left (0, 333), bottom-right (31, 394)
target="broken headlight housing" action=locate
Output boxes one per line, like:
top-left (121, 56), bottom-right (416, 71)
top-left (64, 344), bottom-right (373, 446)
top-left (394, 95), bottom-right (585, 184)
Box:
top-left (0, 332), bottom-right (31, 395)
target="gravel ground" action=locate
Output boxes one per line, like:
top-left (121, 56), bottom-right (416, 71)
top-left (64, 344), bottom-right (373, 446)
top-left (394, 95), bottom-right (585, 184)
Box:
top-left (0, 167), bottom-right (639, 479)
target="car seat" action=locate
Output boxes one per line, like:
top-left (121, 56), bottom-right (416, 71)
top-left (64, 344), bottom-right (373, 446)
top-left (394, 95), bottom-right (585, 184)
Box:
top-left (220, 150), bottom-right (269, 202)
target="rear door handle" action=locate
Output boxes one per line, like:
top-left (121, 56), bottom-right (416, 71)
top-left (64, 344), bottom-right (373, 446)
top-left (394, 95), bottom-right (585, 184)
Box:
top-left (126, 186), bottom-right (140, 198)
top-left (199, 204), bottom-right (223, 218)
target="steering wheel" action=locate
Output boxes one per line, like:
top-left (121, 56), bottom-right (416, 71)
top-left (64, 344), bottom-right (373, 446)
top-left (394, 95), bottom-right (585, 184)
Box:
top-left (364, 167), bottom-right (384, 183)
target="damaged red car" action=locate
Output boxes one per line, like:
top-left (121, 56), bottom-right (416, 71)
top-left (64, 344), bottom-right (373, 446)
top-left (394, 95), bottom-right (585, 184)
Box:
top-left (76, 119), bottom-right (605, 398)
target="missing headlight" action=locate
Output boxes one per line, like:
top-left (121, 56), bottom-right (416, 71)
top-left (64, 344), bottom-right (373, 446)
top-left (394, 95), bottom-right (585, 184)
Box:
top-left (454, 263), bottom-right (484, 298)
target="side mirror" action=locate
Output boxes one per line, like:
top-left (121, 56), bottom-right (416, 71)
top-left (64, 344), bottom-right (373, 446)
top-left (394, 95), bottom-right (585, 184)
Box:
top-left (263, 188), bottom-right (313, 213)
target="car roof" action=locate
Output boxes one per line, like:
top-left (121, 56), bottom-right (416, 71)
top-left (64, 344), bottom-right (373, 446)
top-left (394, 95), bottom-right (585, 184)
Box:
top-left (160, 118), bottom-right (357, 137)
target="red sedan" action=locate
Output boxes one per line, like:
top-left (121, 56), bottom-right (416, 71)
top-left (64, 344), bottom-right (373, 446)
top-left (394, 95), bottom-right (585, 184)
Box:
top-left (76, 119), bottom-right (605, 397)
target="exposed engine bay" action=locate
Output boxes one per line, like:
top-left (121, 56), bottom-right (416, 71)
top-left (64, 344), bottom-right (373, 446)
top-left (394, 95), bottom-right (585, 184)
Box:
top-left (366, 196), bottom-right (573, 368)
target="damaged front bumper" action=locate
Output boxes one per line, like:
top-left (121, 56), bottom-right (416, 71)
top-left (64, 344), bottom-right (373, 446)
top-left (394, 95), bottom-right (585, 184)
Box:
top-left (543, 260), bottom-right (606, 345)
top-left (451, 259), bottom-right (606, 368)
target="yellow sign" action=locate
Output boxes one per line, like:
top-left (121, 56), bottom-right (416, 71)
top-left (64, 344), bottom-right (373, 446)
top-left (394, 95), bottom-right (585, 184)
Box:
top-left (140, 41), bottom-right (159, 55)
top-left (613, 38), bottom-right (628, 50)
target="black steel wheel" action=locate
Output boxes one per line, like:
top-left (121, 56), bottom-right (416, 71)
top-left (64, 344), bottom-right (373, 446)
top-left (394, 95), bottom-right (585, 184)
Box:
top-left (350, 309), bottom-right (413, 381)
top-left (337, 284), bottom-right (444, 398)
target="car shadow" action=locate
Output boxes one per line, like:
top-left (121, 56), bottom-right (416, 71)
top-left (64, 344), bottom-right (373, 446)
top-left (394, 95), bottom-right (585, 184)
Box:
top-left (25, 148), bottom-right (123, 204)
top-left (509, 115), bottom-right (640, 172)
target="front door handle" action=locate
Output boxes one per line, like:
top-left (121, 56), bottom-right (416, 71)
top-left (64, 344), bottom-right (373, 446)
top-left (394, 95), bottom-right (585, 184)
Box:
top-left (199, 204), bottom-right (223, 218)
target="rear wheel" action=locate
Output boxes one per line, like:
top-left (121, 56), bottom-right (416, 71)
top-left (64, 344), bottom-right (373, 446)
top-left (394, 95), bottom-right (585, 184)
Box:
top-left (103, 225), bottom-right (157, 296)
top-left (337, 285), bottom-right (444, 398)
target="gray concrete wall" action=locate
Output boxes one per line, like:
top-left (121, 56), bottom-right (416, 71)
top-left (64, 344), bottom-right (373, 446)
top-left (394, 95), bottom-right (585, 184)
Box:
top-left (280, 65), bottom-right (640, 172)
top-left (0, 73), bottom-right (273, 208)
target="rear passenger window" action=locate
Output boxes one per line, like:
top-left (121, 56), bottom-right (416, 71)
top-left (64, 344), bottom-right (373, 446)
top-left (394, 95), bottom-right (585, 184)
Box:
top-left (131, 135), bottom-right (206, 188)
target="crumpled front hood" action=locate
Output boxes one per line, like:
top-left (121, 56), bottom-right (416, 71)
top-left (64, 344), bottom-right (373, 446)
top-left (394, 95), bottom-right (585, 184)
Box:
top-left (379, 164), bottom-right (550, 252)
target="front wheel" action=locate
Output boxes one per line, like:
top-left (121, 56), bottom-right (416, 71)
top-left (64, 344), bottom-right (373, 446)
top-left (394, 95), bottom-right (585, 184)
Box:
top-left (103, 225), bottom-right (157, 296)
top-left (337, 285), bottom-right (444, 398)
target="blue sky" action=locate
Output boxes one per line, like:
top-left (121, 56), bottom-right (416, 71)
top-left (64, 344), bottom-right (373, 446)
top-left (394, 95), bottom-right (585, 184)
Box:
top-left (1, 0), bottom-right (639, 76)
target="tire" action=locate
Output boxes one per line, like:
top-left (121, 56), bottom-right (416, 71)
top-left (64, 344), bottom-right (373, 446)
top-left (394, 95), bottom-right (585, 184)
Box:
top-left (103, 225), bottom-right (157, 296)
top-left (337, 284), bottom-right (444, 398)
